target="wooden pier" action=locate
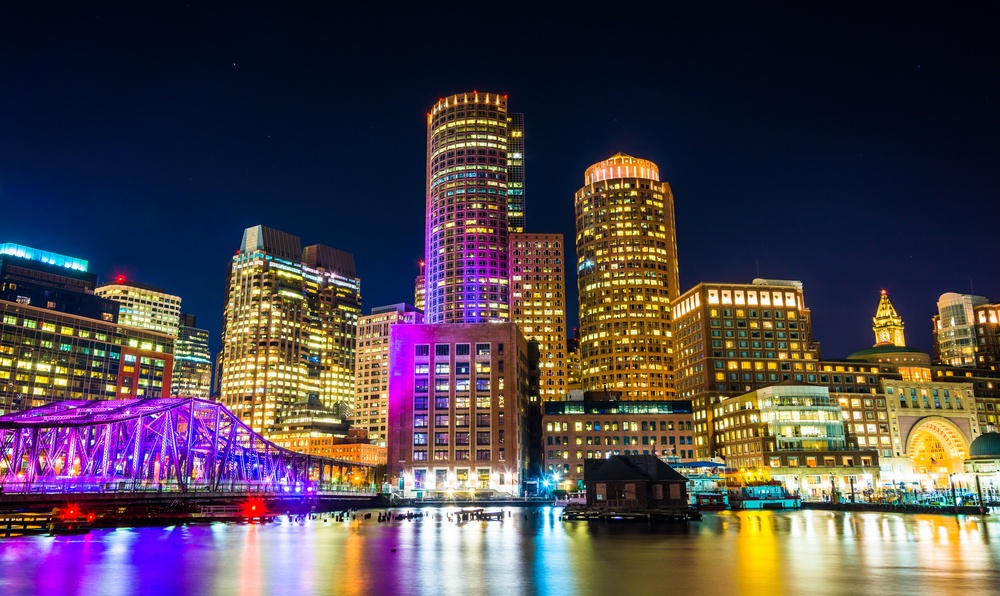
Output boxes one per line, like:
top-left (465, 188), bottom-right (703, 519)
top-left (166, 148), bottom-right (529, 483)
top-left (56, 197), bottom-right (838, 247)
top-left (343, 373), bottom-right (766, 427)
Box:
top-left (560, 505), bottom-right (701, 523)
top-left (1, 512), bottom-right (94, 537)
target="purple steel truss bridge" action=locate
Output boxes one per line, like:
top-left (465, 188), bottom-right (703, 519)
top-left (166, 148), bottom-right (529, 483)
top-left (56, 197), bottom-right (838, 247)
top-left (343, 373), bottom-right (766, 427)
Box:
top-left (0, 398), bottom-right (375, 495)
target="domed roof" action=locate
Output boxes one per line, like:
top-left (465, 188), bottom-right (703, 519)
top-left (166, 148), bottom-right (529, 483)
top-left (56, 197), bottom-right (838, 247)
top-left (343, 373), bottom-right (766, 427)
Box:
top-left (969, 432), bottom-right (1000, 458)
top-left (845, 344), bottom-right (929, 362)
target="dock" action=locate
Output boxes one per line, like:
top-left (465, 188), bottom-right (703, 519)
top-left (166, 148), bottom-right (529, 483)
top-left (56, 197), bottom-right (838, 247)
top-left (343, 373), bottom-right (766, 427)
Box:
top-left (560, 505), bottom-right (701, 523)
top-left (1, 512), bottom-right (94, 537)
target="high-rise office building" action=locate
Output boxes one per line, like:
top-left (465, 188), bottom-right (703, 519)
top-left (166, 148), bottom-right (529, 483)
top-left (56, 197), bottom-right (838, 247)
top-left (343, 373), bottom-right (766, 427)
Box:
top-left (424, 91), bottom-right (510, 324)
top-left (506, 112), bottom-right (525, 233)
top-left (172, 313), bottom-right (212, 398)
top-left (217, 225), bottom-right (361, 436)
top-left (95, 278), bottom-right (182, 337)
top-left (413, 261), bottom-right (425, 313)
top-left (673, 279), bottom-right (822, 397)
top-left (671, 279), bottom-right (822, 458)
top-left (872, 290), bottom-right (905, 347)
top-left (0, 243), bottom-right (117, 323)
top-left (355, 303), bottom-right (423, 447)
top-left (933, 292), bottom-right (990, 367)
top-left (387, 92), bottom-right (543, 495)
top-left (510, 233), bottom-right (567, 400)
top-left (0, 243), bottom-right (173, 413)
top-left (574, 153), bottom-right (679, 400)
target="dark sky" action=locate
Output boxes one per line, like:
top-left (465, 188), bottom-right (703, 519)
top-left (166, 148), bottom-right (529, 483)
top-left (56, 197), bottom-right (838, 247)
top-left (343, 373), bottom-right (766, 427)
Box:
top-left (1, 3), bottom-right (998, 361)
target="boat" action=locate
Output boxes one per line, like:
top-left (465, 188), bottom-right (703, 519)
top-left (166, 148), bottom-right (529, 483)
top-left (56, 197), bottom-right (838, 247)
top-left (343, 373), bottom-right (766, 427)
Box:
top-left (48, 506), bottom-right (94, 535)
top-left (728, 482), bottom-right (800, 510)
top-left (693, 493), bottom-right (728, 511)
top-left (554, 491), bottom-right (587, 507)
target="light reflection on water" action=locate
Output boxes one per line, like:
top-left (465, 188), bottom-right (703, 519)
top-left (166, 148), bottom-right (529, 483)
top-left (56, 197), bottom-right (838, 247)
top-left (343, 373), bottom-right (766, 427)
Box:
top-left (1, 508), bottom-right (999, 595)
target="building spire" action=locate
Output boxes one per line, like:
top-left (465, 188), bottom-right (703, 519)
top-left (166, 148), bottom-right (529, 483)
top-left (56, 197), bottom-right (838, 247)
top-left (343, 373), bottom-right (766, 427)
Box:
top-left (873, 290), bottom-right (906, 347)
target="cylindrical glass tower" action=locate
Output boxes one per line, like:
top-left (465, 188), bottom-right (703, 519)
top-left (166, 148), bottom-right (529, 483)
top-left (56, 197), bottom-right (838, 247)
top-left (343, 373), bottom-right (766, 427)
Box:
top-left (574, 153), bottom-right (679, 400)
top-left (424, 91), bottom-right (510, 324)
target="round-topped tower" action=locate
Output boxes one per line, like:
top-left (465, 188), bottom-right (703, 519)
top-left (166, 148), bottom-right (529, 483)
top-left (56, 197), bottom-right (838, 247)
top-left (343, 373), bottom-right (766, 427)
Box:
top-left (424, 91), bottom-right (510, 324)
top-left (574, 153), bottom-right (679, 400)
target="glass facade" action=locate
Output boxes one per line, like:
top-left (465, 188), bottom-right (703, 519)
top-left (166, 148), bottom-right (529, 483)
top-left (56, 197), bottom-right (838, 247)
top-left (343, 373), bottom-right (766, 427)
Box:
top-left (218, 226), bottom-right (361, 436)
top-left (172, 314), bottom-right (212, 398)
top-left (934, 292), bottom-right (989, 367)
top-left (95, 281), bottom-right (182, 337)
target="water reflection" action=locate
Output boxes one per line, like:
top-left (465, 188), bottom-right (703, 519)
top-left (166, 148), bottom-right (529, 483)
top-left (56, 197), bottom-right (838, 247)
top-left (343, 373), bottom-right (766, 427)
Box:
top-left (1, 509), bottom-right (999, 595)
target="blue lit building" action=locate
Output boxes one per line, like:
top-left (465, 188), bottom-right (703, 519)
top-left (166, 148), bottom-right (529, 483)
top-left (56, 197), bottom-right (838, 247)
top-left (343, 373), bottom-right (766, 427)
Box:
top-left (0, 243), bottom-right (174, 413)
top-left (0, 243), bottom-right (118, 323)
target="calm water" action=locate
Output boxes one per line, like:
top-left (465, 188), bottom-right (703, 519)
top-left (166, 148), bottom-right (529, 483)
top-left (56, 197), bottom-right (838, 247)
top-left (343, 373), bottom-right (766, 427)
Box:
top-left (2, 507), bottom-right (999, 595)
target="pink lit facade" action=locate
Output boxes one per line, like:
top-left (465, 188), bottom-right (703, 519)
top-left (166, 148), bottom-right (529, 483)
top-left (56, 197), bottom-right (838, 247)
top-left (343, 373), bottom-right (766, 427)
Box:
top-left (386, 322), bottom-right (530, 497)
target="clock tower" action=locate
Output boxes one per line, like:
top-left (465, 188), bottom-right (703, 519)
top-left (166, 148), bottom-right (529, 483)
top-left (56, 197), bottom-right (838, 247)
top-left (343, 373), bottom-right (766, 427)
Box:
top-left (873, 290), bottom-right (905, 347)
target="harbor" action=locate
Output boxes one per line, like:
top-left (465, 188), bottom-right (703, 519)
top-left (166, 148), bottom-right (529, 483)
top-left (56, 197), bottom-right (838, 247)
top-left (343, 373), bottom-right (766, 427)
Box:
top-left (3, 508), bottom-right (999, 594)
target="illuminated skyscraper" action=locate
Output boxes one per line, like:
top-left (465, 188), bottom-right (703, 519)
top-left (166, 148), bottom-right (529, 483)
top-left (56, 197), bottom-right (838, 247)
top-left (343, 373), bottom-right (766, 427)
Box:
top-left (424, 91), bottom-right (510, 324)
top-left (510, 233), bottom-right (567, 400)
top-left (355, 303), bottom-right (423, 447)
top-left (172, 313), bottom-right (212, 398)
top-left (574, 154), bottom-right (679, 400)
top-left (387, 92), bottom-right (541, 494)
top-left (95, 277), bottom-right (181, 337)
top-left (507, 112), bottom-right (525, 233)
top-left (218, 226), bottom-right (361, 436)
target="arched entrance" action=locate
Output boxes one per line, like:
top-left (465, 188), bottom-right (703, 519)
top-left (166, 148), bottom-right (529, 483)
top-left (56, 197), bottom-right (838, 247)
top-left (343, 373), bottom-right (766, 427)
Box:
top-left (906, 417), bottom-right (970, 488)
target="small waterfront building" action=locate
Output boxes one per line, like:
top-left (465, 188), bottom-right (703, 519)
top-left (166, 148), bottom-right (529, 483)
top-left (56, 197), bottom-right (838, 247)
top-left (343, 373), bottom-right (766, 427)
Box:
top-left (267, 396), bottom-right (350, 456)
top-left (583, 455), bottom-right (688, 509)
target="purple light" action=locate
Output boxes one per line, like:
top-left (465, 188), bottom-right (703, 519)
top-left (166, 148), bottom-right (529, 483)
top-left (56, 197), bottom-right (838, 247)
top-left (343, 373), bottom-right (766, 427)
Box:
top-left (0, 398), bottom-right (375, 495)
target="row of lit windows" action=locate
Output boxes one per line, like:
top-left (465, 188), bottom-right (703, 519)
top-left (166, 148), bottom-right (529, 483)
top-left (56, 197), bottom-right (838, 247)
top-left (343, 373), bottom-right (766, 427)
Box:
top-left (547, 449), bottom-right (694, 462)
top-left (412, 449), bottom-right (503, 462)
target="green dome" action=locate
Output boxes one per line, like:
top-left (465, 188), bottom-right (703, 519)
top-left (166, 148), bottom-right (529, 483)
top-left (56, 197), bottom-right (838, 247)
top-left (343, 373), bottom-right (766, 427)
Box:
top-left (845, 345), bottom-right (930, 362)
top-left (969, 432), bottom-right (1000, 458)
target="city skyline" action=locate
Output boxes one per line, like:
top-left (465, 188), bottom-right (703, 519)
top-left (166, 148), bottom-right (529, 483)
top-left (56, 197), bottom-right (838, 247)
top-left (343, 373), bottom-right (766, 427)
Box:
top-left (1, 4), bottom-right (998, 360)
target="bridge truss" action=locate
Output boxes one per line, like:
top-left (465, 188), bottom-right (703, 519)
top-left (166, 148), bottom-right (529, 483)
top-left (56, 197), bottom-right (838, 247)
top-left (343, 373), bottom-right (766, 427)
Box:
top-left (0, 398), bottom-right (375, 494)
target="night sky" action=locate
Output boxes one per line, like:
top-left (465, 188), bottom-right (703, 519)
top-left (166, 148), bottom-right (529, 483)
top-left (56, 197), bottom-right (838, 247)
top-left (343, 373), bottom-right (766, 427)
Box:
top-left (1, 4), bottom-right (997, 362)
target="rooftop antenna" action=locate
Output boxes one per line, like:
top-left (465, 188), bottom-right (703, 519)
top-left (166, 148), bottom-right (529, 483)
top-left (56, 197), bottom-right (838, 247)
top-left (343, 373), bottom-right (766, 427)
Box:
top-left (970, 278), bottom-right (975, 294)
